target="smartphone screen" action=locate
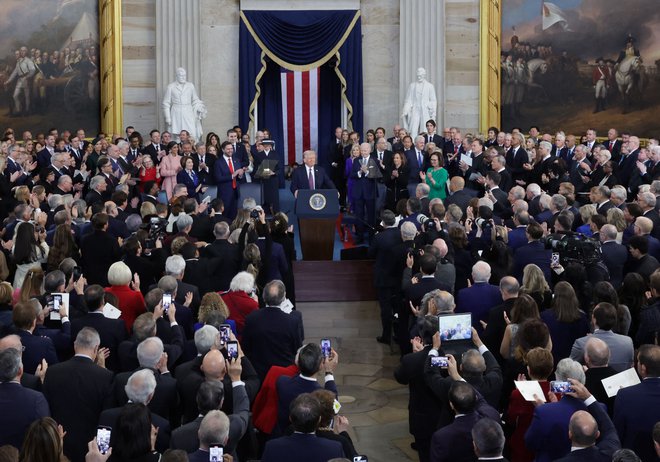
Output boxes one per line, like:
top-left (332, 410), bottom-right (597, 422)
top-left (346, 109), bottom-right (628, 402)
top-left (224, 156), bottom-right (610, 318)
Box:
top-left (550, 381), bottom-right (574, 394)
top-left (209, 445), bottom-right (223, 461)
top-left (551, 252), bottom-right (560, 266)
top-left (52, 294), bottom-right (62, 312)
top-left (430, 356), bottom-right (448, 368)
top-left (353, 456), bottom-right (368, 462)
top-left (321, 339), bottom-right (331, 358)
top-left (162, 293), bottom-right (172, 315)
top-left (97, 426), bottom-right (111, 455)
top-left (227, 341), bottom-right (239, 360)
top-left (219, 324), bottom-right (231, 344)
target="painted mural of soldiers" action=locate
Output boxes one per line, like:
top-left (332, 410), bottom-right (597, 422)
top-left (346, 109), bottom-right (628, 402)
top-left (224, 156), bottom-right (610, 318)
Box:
top-left (592, 57), bottom-right (611, 113)
top-left (4, 46), bottom-right (37, 115)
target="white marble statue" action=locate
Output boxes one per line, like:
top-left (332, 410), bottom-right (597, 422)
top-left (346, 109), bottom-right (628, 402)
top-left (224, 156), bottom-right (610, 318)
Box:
top-left (401, 67), bottom-right (437, 136)
top-left (162, 67), bottom-right (207, 142)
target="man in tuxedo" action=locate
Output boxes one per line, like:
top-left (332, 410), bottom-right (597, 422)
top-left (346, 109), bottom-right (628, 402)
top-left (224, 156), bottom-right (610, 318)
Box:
top-left (242, 280), bottom-right (303, 380)
top-left (351, 143), bottom-right (379, 244)
top-left (143, 129), bottom-right (165, 164)
top-left (13, 301), bottom-right (59, 375)
top-left (472, 418), bottom-right (508, 461)
top-left (0, 348), bottom-right (50, 450)
top-left (200, 222), bottom-right (240, 292)
top-left (613, 344), bottom-right (660, 462)
top-left (262, 393), bottom-right (344, 462)
top-left (42, 327), bottom-right (114, 462)
top-left (290, 150), bottom-right (336, 197)
top-left (71, 284), bottom-right (126, 372)
top-left (429, 380), bottom-right (500, 462)
top-left (368, 210), bottom-right (403, 344)
top-left (599, 225), bottom-right (628, 288)
top-left (214, 141), bottom-right (245, 220)
top-left (553, 380), bottom-right (620, 462)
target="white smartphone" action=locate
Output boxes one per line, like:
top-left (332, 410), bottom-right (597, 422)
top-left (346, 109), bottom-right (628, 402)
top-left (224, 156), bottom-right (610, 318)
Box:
top-left (97, 426), bottom-right (111, 455)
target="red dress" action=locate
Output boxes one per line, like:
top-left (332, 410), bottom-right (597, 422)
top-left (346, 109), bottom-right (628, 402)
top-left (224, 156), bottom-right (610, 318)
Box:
top-left (221, 290), bottom-right (259, 338)
top-left (506, 381), bottom-right (560, 462)
top-left (105, 285), bottom-right (146, 333)
top-left (138, 166), bottom-right (160, 193)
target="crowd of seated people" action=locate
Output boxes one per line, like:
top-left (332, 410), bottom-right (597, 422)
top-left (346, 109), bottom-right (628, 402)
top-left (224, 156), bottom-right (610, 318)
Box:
top-left (0, 120), bottom-right (660, 462)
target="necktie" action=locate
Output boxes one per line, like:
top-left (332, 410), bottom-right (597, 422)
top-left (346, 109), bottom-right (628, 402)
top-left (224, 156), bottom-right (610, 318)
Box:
top-left (189, 170), bottom-right (194, 181)
top-left (454, 146), bottom-right (458, 155)
top-left (417, 151), bottom-right (423, 167)
top-left (378, 152), bottom-right (383, 162)
top-left (610, 141), bottom-right (614, 150)
top-left (308, 168), bottom-right (314, 189)
top-left (228, 158), bottom-right (236, 188)
top-left (619, 155), bottom-right (625, 166)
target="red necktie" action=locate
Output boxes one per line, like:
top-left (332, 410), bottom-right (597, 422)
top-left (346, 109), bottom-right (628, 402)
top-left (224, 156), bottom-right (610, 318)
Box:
top-left (228, 158), bottom-right (236, 189)
top-left (610, 141), bottom-right (614, 150)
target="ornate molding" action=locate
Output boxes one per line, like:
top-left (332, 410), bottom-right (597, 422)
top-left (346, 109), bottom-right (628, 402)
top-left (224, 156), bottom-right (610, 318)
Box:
top-left (99, 0), bottom-right (124, 135)
top-left (479, 0), bottom-right (501, 132)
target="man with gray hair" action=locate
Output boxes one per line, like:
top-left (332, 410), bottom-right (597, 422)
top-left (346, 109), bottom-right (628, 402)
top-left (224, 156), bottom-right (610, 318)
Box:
top-left (99, 368), bottom-right (171, 451)
top-left (455, 261), bottom-right (502, 335)
top-left (599, 224), bottom-right (628, 288)
top-left (112, 336), bottom-right (179, 425)
top-left (0, 347), bottom-right (50, 449)
top-left (584, 337), bottom-right (618, 414)
top-left (639, 191), bottom-right (660, 238)
top-left (85, 175), bottom-right (108, 206)
top-left (188, 410), bottom-right (231, 461)
top-left (242, 280), bottom-right (303, 380)
top-left (200, 221), bottom-right (241, 292)
top-left (472, 418), bottom-right (506, 460)
top-left (525, 358), bottom-right (602, 462)
top-left (163, 255), bottom-right (200, 313)
top-left (483, 276), bottom-right (519, 361)
top-left (42, 327), bottom-right (114, 462)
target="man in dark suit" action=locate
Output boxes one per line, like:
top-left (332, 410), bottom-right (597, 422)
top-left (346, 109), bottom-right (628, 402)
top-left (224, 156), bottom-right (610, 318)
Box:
top-left (424, 119), bottom-right (444, 148)
top-left (429, 381), bottom-right (500, 462)
top-left (186, 410), bottom-right (237, 462)
top-left (368, 210), bottom-right (403, 344)
top-left (554, 380), bottom-right (621, 462)
top-left (482, 276), bottom-right (519, 363)
top-left (617, 136), bottom-right (641, 187)
top-left (200, 222), bottom-right (240, 292)
top-left (459, 139), bottom-right (489, 190)
top-left (599, 225), bottom-right (628, 289)
top-left (593, 185), bottom-right (615, 216)
top-left (12, 301), bottom-right (58, 375)
top-left (36, 134), bottom-right (56, 171)
top-left (213, 141), bottom-right (245, 220)
top-left (227, 129), bottom-right (250, 167)
top-left (84, 175), bottom-right (107, 207)
top-left (472, 418), bottom-right (508, 461)
top-left (512, 222), bottom-right (552, 284)
top-left (394, 316), bottom-right (442, 462)
top-left (490, 153), bottom-right (512, 193)
top-left (327, 127), bottom-right (346, 204)
top-left (456, 261), bottom-right (503, 335)
top-left (350, 143), bottom-right (379, 244)
top-left (192, 143), bottom-right (216, 185)
top-left (71, 285), bottom-right (126, 372)
top-left (275, 343), bottom-right (338, 435)
top-left (112, 337), bottom-right (179, 425)
top-left (253, 139), bottom-right (280, 213)
top-left (583, 338), bottom-right (618, 415)
top-left (290, 150), bottom-right (336, 197)
top-left (613, 344), bottom-right (660, 462)
top-left (42, 327), bottom-right (114, 462)
top-left (406, 136), bottom-right (427, 197)
top-left (142, 129), bottom-right (166, 164)
top-left (569, 145), bottom-right (592, 194)
top-left (242, 280), bottom-right (303, 380)
top-left (506, 133), bottom-right (529, 184)
top-left (507, 211), bottom-right (530, 252)
top-left (80, 212), bottom-right (122, 287)
top-left (0, 348), bottom-right (50, 450)
top-left (604, 128), bottom-right (622, 162)
top-left (445, 176), bottom-right (477, 217)
top-left (262, 393), bottom-right (344, 462)
top-left (485, 171), bottom-right (510, 217)
top-left (99, 370), bottom-right (171, 452)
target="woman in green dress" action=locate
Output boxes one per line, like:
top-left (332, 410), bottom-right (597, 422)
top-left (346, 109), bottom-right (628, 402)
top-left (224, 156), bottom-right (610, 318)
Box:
top-left (420, 151), bottom-right (448, 200)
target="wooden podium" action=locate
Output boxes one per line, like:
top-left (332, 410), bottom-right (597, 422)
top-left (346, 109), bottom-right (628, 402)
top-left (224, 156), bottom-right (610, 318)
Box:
top-left (295, 189), bottom-right (339, 261)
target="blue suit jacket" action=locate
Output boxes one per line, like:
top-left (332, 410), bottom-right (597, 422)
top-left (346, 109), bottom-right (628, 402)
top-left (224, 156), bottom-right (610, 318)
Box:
top-left (600, 241), bottom-right (629, 288)
top-left (255, 239), bottom-right (288, 283)
top-left (0, 382), bottom-right (50, 449)
top-left (213, 156), bottom-right (243, 203)
top-left (455, 283), bottom-right (503, 335)
top-left (290, 165), bottom-right (336, 195)
top-left (262, 433), bottom-right (344, 462)
top-left (275, 375), bottom-right (338, 435)
top-left (512, 240), bottom-right (552, 284)
top-left (177, 169), bottom-right (200, 197)
top-left (350, 157), bottom-right (377, 200)
top-left (507, 226), bottom-right (528, 252)
top-left (614, 377), bottom-right (660, 462)
top-left (525, 395), bottom-right (598, 462)
top-left (16, 329), bottom-right (59, 375)
top-left (405, 148), bottom-right (423, 182)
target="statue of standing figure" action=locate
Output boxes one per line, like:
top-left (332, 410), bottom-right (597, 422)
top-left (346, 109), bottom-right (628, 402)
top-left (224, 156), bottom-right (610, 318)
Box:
top-left (401, 67), bottom-right (437, 137)
top-left (162, 67), bottom-right (207, 142)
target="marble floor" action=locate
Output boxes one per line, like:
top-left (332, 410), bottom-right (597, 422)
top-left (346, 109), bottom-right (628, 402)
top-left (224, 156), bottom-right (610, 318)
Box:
top-left (299, 301), bottom-right (417, 462)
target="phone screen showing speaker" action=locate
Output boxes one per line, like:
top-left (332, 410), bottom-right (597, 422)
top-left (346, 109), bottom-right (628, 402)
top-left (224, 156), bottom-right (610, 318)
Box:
top-left (321, 338), bottom-right (331, 358)
top-left (227, 341), bottom-right (239, 360)
top-left (209, 445), bottom-right (223, 461)
top-left (162, 293), bottom-right (172, 314)
top-left (96, 426), bottom-right (111, 455)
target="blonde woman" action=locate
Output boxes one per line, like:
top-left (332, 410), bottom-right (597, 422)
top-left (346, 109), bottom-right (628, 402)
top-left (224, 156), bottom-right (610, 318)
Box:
top-left (577, 203), bottom-right (597, 236)
top-left (607, 207), bottom-right (626, 243)
top-left (520, 263), bottom-right (552, 311)
top-left (196, 292), bottom-right (235, 332)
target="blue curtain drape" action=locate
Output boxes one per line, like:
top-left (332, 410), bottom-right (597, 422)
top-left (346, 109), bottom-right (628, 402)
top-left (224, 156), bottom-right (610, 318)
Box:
top-left (238, 10), bottom-right (363, 172)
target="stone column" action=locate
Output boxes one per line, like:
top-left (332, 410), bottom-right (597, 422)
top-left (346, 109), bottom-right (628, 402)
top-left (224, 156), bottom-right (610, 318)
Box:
top-left (399, 0), bottom-right (445, 131)
top-left (156, 0), bottom-right (202, 132)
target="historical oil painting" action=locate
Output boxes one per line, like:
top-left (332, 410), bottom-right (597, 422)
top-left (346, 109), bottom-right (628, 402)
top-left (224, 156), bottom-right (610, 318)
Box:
top-left (501, 0), bottom-right (660, 138)
top-left (0, 0), bottom-right (100, 135)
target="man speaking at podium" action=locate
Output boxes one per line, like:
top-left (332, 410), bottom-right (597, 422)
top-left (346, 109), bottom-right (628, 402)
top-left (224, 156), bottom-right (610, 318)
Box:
top-left (290, 150), bottom-right (336, 197)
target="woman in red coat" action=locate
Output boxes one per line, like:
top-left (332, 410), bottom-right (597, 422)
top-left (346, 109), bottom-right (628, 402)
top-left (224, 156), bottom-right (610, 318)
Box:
top-left (221, 271), bottom-right (259, 338)
top-left (105, 261), bottom-right (146, 333)
top-left (505, 347), bottom-right (559, 462)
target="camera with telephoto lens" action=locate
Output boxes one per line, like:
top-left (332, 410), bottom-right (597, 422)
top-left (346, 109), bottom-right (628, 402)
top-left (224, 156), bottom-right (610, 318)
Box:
top-left (542, 232), bottom-right (602, 266)
top-left (250, 206), bottom-right (263, 220)
top-left (140, 217), bottom-right (168, 249)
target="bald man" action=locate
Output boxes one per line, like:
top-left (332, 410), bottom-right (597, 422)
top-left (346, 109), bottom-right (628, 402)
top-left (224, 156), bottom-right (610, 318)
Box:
top-left (201, 349), bottom-right (226, 381)
top-left (444, 175), bottom-right (477, 215)
top-left (583, 337), bottom-right (617, 415)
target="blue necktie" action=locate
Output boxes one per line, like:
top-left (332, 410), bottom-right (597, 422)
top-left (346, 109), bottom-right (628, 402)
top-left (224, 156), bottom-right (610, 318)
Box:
top-left (417, 151), bottom-right (423, 168)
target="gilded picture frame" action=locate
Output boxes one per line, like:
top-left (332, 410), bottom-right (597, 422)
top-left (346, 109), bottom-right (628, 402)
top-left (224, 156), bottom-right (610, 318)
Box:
top-left (479, 0), bottom-right (501, 133)
top-left (99, 0), bottom-right (124, 135)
